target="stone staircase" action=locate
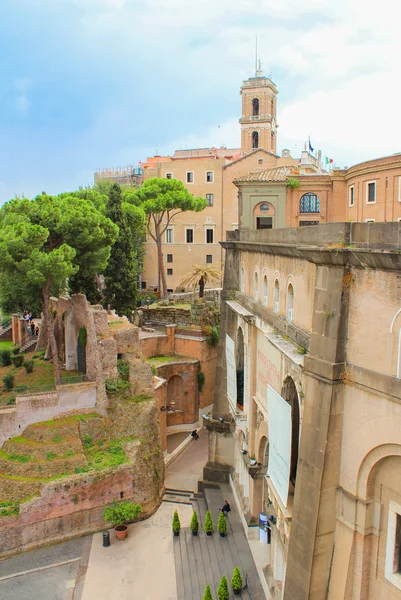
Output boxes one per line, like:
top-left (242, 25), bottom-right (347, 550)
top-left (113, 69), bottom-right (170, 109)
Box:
top-left (0, 323), bottom-right (12, 338)
top-left (169, 483), bottom-right (265, 600)
top-left (19, 333), bottom-right (37, 354)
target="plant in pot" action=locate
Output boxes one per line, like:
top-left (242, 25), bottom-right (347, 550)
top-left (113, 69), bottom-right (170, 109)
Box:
top-left (172, 510), bottom-right (181, 536)
top-left (190, 510), bottom-right (199, 536)
top-left (204, 510), bottom-right (214, 536)
top-left (217, 575), bottom-right (229, 600)
top-left (203, 584), bottom-right (214, 600)
top-left (103, 500), bottom-right (142, 541)
top-left (231, 567), bottom-right (243, 596)
top-left (217, 511), bottom-right (227, 538)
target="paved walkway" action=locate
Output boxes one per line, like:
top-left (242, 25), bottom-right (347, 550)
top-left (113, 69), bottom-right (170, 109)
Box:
top-left (0, 538), bottom-right (90, 600)
top-left (81, 501), bottom-right (193, 600)
top-left (165, 430), bottom-right (208, 492)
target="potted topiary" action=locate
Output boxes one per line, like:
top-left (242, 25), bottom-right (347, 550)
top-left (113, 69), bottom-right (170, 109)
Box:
top-left (217, 511), bottom-right (227, 538)
top-left (203, 584), bottom-right (214, 600)
top-left (217, 575), bottom-right (229, 600)
top-left (190, 510), bottom-right (199, 536)
top-left (172, 510), bottom-right (181, 536)
top-left (231, 567), bottom-right (243, 595)
top-left (103, 500), bottom-right (142, 541)
top-left (204, 510), bottom-right (214, 536)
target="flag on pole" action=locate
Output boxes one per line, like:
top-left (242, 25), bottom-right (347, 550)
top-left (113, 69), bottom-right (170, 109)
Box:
top-left (325, 157), bottom-right (334, 166)
top-left (309, 137), bottom-right (314, 153)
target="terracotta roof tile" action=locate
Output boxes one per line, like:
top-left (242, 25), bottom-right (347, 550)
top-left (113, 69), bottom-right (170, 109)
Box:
top-left (233, 166), bottom-right (296, 183)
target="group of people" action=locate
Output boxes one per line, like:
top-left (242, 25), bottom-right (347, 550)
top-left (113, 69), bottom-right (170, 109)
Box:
top-left (23, 311), bottom-right (39, 336)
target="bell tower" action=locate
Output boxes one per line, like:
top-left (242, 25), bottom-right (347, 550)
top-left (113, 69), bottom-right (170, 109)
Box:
top-left (240, 61), bottom-right (278, 155)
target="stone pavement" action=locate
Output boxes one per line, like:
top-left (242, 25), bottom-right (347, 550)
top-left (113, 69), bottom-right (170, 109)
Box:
top-left (165, 429), bottom-right (208, 492)
top-left (81, 500), bottom-right (193, 600)
top-left (0, 538), bottom-right (90, 600)
top-left (174, 486), bottom-right (266, 600)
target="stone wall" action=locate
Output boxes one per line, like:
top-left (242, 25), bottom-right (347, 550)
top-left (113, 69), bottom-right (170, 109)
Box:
top-left (0, 398), bottom-right (164, 559)
top-left (0, 466), bottom-right (160, 558)
top-left (155, 360), bottom-right (199, 427)
top-left (147, 307), bottom-right (192, 326)
top-left (0, 383), bottom-right (97, 447)
top-left (169, 288), bottom-right (221, 303)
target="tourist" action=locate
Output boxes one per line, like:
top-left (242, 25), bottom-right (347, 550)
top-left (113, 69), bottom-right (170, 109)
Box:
top-left (191, 430), bottom-right (199, 441)
top-left (30, 321), bottom-right (35, 335)
top-left (220, 500), bottom-right (231, 515)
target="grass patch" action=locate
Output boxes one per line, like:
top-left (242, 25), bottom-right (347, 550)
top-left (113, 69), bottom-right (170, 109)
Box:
top-left (0, 351), bottom-right (82, 405)
top-left (31, 413), bottom-right (100, 429)
top-left (84, 438), bottom-right (132, 471)
top-left (0, 341), bottom-right (13, 350)
top-left (147, 355), bottom-right (189, 366)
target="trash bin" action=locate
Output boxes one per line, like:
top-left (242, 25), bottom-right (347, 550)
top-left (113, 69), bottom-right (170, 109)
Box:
top-left (103, 530), bottom-right (111, 547)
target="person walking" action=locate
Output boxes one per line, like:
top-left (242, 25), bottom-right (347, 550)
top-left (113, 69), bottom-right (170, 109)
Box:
top-left (191, 430), bottom-right (199, 441)
top-left (30, 321), bottom-right (35, 335)
top-left (220, 500), bottom-right (231, 516)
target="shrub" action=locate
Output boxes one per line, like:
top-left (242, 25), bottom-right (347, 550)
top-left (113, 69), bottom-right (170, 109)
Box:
top-left (231, 567), bottom-right (243, 592)
top-left (206, 325), bottom-right (219, 347)
top-left (204, 510), bottom-right (214, 534)
top-left (286, 176), bottom-right (301, 190)
top-left (6, 396), bottom-right (15, 405)
top-left (24, 359), bottom-right (34, 373)
top-left (217, 576), bottom-right (229, 600)
top-left (83, 434), bottom-right (93, 447)
top-left (11, 354), bottom-right (24, 368)
top-left (198, 371), bottom-right (205, 393)
top-left (14, 385), bottom-right (28, 393)
top-left (0, 349), bottom-right (12, 366)
top-left (217, 511), bottom-right (227, 536)
top-left (78, 327), bottom-right (87, 348)
top-left (117, 359), bottom-right (130, 381)
top-left (172, 510), bottom-right (181, 534)
top-left (2, 374), bottom-right (15, 391)
top-left (46, 452), bottom-right (57, 461)
top-left (103, 500), bottom-right (142, 527)
top-left (202, 584), bottom-right (213, 600)
top-left (11, 346), bottom-right (20, 355)
top-left (190, 510), bottom-right (199, 535)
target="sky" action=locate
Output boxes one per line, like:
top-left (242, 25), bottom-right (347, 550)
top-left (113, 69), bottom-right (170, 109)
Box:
top-left (1, 0), bottom-right (400, 204)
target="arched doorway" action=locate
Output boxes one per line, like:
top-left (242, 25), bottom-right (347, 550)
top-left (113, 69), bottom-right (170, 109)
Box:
top-left (167, 375), bottom-right (184, 411)
top-left (281, 377), bottom-right (300, 487)
top-left (236, 328), bottom-right (245, 410)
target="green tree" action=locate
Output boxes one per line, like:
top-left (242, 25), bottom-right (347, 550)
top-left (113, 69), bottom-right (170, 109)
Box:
top-left (68, 185), bottom-right (145, 309)
top-left (0, 194), bottom-right (117, 384)
top-left (130, 178), bottom-right (207, 299)
top-left (102, 184), bottom-right (145, 316)
top-left (202, 584), bottom-right (214, 600)
top-left (217, 576), bottom-right (229, 600)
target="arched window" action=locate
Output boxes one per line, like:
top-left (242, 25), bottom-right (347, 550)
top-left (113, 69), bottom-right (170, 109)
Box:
top-left (253, 271), bottom-right (259, 302)
top-left (252, 131), bottom-right (259, 150)
top-left (240, 267), bottom-right (245, 293)
top-left (300, 193), bottom-right (320, 213)
top-left (271, 98), bottom-right (274, 115)
top-left (287, 283), bottom-right (294, 321)
top-left (263, 275), bottom-right (268, 306)
top-left (252, 98), bottom-right (259, 116)
top-left (274, 279), bottom-right (280, 313)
